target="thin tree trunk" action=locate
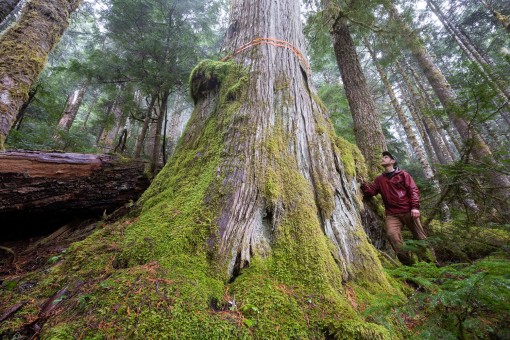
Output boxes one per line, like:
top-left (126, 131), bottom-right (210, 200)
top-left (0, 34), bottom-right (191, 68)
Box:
top-left (166, 94), bottom-right (184, 157)
top-left (399, 81), bottom-right (441, 164)
top-left (477, 0), bottom-right (510, 33)
top-left (149, 90), bottom-right (168, 176)
top-left (0, 0), bottom-right (82, 150)
top-left (56, 82), bottom-right (88, 132)
top-left (134, 94), bottom-right (157, 159)
top-left (81, 91), bottom-right (99, 131)
top-left (366, 40), bottom-right (432, 177)
top-left (427, 0), bottom-right (510, 104)
top-left (98, 106), bottom-right (125, 153)
top-left (432, 116), bottom-right (459, 160)
top-left (328, 15), bottom-right (386, 176)
top-left (386, 2), bottom-right (510, 204)
top-left (396, 61), bottom-right (454, 164)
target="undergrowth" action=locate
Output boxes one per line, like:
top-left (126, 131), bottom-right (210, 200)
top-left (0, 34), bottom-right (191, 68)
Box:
top-left (381, 258), bottom-right (510, 339)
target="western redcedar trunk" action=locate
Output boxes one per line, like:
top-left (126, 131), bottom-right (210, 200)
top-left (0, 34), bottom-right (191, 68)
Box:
top-left (56, 83), bottom-right (88, 132)
top-left (0, 0), bottom-right (400, 338)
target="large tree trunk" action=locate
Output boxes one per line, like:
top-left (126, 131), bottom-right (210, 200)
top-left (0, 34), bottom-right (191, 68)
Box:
top-left (0, 0), bottom-right (82, 150)
top-left (0, 0), bottom-right (397, 338)
top-left (166, 94), bottom-right (186, 157)
top-left (328, 14), bottom-right (386, 176)
top-left (0, 151), bottom-right (149, 238)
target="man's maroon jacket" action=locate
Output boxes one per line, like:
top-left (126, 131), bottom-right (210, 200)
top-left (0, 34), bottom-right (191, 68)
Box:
top-left (361, 168), bottom-right (420, 215)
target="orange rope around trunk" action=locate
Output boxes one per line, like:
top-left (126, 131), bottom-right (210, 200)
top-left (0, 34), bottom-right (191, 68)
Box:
top-left (221, 37), bottom-right (311, 75)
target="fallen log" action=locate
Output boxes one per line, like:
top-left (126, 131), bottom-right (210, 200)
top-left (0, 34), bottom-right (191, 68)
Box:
top-left (0, 151), bottom-right (150, 238)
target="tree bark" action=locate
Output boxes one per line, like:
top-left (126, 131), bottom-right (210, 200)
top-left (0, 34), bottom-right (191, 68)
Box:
top-left (149, 90), bottom-right (168, 176)
top-left (0, 1), bottom-right (397, 337)
top-left (97, 105), bottom-right (125, 153)
top-left (56, 82), bottom-right (87, 132)
top-left (0, 0), bottom-right (21, 24)
top-left (328, 15), bottom-right (387, 176)
top-left (133, 94), bottom-right (157, 158)
top-left (0, 0), bottom-right (82, 150)
top-left (477, 0), bottom-right (510, 33)
top-left (166, 94), bottom-right (185, 157)
top-left (0, 150), bottom-right (149, 217)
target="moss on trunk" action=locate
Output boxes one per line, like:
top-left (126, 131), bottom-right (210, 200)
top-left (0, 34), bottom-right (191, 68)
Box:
top-left (0, 59), bottom-right (404, 339)
top-left (0, 0), bottom-right (82, 148)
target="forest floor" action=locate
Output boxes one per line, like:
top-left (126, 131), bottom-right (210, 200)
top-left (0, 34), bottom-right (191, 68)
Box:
top-left (0, 219), bottom-right (100, 277)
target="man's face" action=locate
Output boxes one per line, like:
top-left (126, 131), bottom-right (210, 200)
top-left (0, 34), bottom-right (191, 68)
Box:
top-left (381, 155), bottom-right (395, 167)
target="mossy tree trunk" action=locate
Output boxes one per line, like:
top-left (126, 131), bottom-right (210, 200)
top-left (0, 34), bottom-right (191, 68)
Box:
top-left (0, 0), bottom-right (400, 338)
top-left (0, 0), bottom-right (82, 150)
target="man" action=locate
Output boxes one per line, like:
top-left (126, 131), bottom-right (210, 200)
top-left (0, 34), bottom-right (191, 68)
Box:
top-left (359, 151), bottom-right (429, 264)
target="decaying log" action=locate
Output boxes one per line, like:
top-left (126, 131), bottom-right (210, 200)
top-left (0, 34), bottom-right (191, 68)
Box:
top-left (0, 151), bottom-right (150, 227)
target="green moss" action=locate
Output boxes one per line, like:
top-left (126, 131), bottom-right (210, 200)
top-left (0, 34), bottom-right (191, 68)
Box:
top-left (325, 319), bottom-right (392, 340)
top-left (0, 134), bottom-right (5, 151)
top-left (0, 59), bottom-right (406, 338)
top-left (334, 136), bottom-right (368, 178)
top-left (313, 170), bottom-right (335, 217)
top-left (189, 59), bottom-right (246, 104)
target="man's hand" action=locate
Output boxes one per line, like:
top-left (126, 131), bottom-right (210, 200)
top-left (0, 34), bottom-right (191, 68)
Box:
top-left (411, 209), bottom-right (420, 218)
top-left (356, 175), bottom-right (366, 183)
